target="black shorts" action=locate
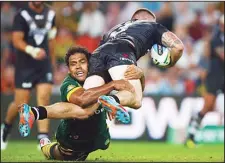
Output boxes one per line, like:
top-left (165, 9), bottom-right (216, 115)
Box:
top-left (205, 72), bottom-right (224, 95)
top-left (15, 61), bottom-right (53, 89)
top-left (88, 40), bottom-right (137, 83)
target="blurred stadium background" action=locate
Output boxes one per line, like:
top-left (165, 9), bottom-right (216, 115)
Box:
top-left (1, 1), bottom-right (224, 162)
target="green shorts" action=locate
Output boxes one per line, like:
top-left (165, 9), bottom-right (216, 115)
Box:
top-left (55, 120), bottom-right (110, 154)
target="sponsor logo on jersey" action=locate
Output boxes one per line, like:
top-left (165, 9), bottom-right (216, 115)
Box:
top-left (35, 14), bottom-right (44, 20)
top-left (67, 85), bottom-right (75, 92)
top-left (122, 54), bottom-right (129, 58)
top-left (22, 82), bottom-right (32, 88)
top-left (46, 72), bottom-right (52, 82)
top-left (120, 57), bottom-right (135, 64)
top-left (95, 108), bottom-right (104, 114)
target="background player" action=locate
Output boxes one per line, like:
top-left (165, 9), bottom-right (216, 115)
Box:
top-left (185, 14), bottom-right (224, 148)
top-left (83, 8), bottom-right (184, 112)
top-left (18, 46), bottom-right (144, 160)
top-left (1, 1), bottom-right (57, 150)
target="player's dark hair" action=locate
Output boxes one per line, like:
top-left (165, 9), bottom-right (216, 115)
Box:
top-left (65, 46), bottom-right (91, 66)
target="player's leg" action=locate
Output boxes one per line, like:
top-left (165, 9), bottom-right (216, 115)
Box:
top-left (82, 75), bottom-right (106, 89)
top-left (83, 50), bottom-right (131, 122)
top-left (185, 92), bottom-right (216, 148)
top-left (18, 102), bottom-right (101, 137)
top-left (40, 137), bottom-right (89, 161)
top-left (98, 65), bottom-right (143, 117)
top-left (1, 88), bottom-right (31, 150)
top-left (185, 73), bottom-right (223, 148)
top-left (36, 83), bottom-right (52, 148)
top-left (40, 137), bottom-right (64, 160)
top-left (108, 65), bottom-right (142, 109)
top-left (85, 42), bottom-right (142, 110)
top-left (84, 74), bottom-right (131, 123)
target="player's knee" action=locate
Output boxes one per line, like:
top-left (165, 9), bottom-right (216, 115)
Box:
top-left (41, 142), bottom-right (58, 160)
top-left (133, 101), bottom-right (142, 109)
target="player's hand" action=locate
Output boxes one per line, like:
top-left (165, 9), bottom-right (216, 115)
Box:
top-left (124, 64), bottom-right (144, 80)
top-left (113, 79), bottom-right (135, 93)
top-left (35, 48), bottom-right (46, 60)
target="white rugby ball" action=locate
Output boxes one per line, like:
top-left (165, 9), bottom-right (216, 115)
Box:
top-left (150, 44), bottom-right (171, 67)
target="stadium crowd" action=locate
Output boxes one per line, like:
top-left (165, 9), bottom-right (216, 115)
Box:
top-left (1, 1), bottom-right (224, 96)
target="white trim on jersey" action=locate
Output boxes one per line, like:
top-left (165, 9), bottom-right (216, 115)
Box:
top-left (45, 10), bottom-right (55, 30)
top-left (21, 10), bottom-right (37, 31)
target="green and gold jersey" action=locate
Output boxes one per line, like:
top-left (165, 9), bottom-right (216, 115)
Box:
top-left (60, 74), bottom-right (82, 102)
top-left (56, 74), bottom-right (110, 151)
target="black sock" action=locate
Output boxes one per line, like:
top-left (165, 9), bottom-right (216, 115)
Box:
top-left (109, 95), bottom-right (120, 104)
top-left (2, 122), bottom-right (12, 142)
top-left (37, 133), bottom-right (49, 142)
top-left (198, 112), bottom-right (205, 120)
top-left (31, 106), bottom-right (47, 120)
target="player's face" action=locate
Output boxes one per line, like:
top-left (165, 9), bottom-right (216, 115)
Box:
top-left (68, 53), bottom-right (88, 82)
top-left (31, 2), bottom-right (44, 8)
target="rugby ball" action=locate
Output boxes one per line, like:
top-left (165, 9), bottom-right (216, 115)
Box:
top-left (150, 44), bottom-right (171, 67)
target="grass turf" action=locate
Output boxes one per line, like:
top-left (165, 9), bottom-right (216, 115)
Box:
top-left (1, 140), bottom-right (224, 162)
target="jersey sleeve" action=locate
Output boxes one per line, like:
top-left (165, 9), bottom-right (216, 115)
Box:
top-left (12, 12), bottom-right (28, 33)
top-left (60, 78), bottom-right (82, 102)
top-left (154, 23), bottom-right (169, 45)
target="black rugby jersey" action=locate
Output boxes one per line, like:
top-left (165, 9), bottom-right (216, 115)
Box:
top-left (100, 19), bottom-right (168, 60)
top-left (13, 5), bottom-right (56, 68)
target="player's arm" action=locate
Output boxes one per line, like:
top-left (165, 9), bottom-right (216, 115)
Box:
top-left (12, 32), bottom-right (46, 60)
top-left (12, 13), bottom-right (46, 60)
top-left (67, 80), bottom-right (134, 108)
top-left (44, 102), bottom-right (98, 119)
top-left (161, 31), bottom-right (184, 67)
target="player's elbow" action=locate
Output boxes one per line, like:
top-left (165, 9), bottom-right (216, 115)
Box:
top-left (79, 100), bottom-right (90, 108)
top-left (175, 44), bottom-right (184, 56)
top-left (69, 96), bottom-right (87, 108)
top-left (12, 36), bottom-right (19, 49)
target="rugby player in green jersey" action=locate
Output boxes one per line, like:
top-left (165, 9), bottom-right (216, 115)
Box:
top-left (18, 46), bottom-right (145, 161)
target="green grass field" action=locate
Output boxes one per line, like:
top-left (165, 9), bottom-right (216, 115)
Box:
top-left (1, 140), bottom-right (224, 162)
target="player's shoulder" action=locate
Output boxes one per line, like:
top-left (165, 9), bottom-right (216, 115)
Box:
top-left (44, 4), bottom-right (56, 16)
top-left (14, 7), bottom-right (27, 18)
top-left (15, 6), bottom-right (34, 21)
top-left (60, 74), bottom-right (81, 89)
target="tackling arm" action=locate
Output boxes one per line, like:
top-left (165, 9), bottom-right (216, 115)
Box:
top-left (68, 80), bottom-right (134, 108)
top-left (45, 102), bottom-right (99, 119)
top-left (161, 31), bottom-right (184, 67)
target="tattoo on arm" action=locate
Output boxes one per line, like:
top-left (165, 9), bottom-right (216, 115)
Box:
top-left (161, 31), bottom-right (183, 48)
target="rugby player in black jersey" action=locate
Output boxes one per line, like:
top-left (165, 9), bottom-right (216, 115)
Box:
top-left (83, 8), bottom-right (184, 113)
top-left (1, 2), bottom-right (57, 150)
top-left (185, 14), bottom-right (224, 148)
